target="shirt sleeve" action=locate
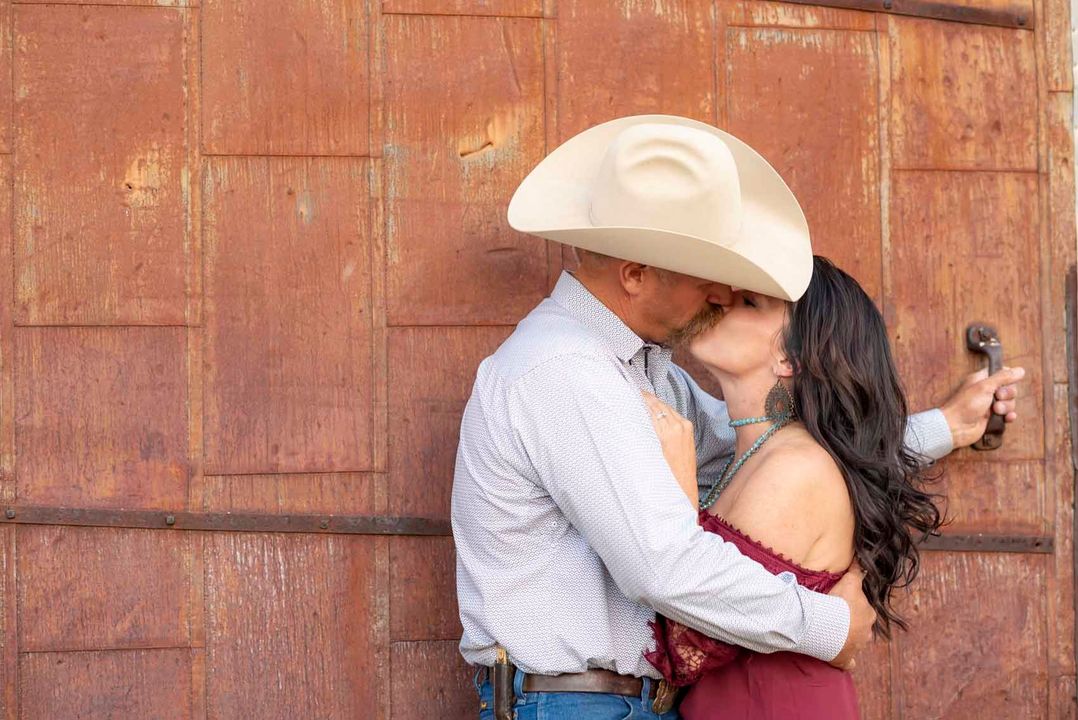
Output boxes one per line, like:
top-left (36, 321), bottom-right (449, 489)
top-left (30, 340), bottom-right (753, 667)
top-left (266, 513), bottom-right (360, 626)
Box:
top-left (905, 408), bottom-right (954, 462)
top-left (665, 364), bottom-right (734, 492)
top-left (506, 354), bottom-right (850, 662)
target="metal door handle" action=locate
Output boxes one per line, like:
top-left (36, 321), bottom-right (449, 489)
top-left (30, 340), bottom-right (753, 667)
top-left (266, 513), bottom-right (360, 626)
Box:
top-left (965, 324), bottom-right (1006, 450)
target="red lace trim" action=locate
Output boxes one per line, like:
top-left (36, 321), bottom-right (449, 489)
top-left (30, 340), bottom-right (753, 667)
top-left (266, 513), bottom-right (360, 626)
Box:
top-left (698, 510), bottom-right (845, 589)
top-left (644, 510), bottom-right (847, 686)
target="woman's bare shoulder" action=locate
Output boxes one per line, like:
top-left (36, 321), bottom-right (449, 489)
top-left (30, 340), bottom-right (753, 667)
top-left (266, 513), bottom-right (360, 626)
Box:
top-left (719, 428), bottom-right (854, 567)
top-left (749, 429), bottom-right (847, 496)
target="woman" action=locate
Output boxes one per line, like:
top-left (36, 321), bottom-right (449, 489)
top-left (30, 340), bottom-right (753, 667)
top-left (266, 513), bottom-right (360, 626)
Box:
top-left (642, 256), bottom-right (943, 719)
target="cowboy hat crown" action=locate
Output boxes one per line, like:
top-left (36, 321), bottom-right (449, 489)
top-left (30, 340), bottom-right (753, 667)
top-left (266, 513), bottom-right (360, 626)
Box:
top-left (507, 114), bottom-right (813, 301)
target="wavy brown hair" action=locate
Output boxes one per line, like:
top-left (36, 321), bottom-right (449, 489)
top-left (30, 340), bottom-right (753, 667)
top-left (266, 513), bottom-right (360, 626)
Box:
top-left (782, 256), bottom-right (944, 637)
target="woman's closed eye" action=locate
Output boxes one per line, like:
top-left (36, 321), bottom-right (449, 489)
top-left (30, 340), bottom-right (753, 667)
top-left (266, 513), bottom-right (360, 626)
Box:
top-left (741, 293), bottom-right (757, 308)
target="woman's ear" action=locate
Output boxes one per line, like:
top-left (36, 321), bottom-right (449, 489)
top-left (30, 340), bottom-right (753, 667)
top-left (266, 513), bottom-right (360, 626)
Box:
top-left (774, 357), bottom-right (795, 378)
top-left (770, 331), bottom-right (795, 378)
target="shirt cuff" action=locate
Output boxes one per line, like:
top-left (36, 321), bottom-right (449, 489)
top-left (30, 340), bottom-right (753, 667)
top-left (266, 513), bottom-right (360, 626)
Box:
top-left (796, 589), bottom-right (851, 662)
top-left (907, 408), bottom-right (954, 462)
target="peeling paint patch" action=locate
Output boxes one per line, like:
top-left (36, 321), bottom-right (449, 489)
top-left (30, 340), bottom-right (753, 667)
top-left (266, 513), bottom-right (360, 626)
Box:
top-left (296, 189), bottom-right (316, 225)
top-left (458, 108), bottom-right (524, 172)
top-left (122, 145), bottom-right (166, 209)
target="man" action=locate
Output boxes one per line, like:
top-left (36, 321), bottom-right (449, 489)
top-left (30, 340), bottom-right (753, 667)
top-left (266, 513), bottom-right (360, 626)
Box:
top-left (451, 115), bottom-right (1022, 719)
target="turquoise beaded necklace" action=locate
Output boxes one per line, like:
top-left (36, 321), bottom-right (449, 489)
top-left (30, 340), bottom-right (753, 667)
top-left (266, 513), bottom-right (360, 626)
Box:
top-left (698, 409), bottom-right (793, 511)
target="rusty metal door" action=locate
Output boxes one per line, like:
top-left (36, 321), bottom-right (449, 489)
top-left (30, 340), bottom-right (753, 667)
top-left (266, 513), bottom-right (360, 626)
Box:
top-left (1, 0), bottom-right (1073, 718)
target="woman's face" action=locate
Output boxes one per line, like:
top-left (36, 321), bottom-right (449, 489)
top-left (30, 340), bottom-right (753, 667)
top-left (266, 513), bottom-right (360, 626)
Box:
top-left (689, 288), bottom-right (789, 377)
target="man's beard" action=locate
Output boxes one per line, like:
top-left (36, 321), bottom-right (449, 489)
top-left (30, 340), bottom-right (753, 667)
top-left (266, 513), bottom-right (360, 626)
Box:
top-left (666, 304), bottom-right (724, 348)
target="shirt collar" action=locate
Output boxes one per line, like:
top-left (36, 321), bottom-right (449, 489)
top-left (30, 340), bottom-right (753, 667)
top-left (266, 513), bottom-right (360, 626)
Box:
top-left (550, 271), bottom-right (652, 363)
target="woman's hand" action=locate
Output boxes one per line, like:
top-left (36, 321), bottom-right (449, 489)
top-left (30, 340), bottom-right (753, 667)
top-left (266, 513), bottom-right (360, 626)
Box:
top-left (642, 392), bottom-right (699, 507)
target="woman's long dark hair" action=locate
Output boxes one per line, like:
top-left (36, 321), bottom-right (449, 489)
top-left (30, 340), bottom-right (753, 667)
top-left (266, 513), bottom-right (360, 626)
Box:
top-left (782, 256), bottom-right (943, 637)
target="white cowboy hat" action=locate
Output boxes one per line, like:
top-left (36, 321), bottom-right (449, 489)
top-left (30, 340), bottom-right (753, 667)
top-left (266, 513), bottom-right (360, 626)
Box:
top-left (507, 114), bottom-right (813, 301)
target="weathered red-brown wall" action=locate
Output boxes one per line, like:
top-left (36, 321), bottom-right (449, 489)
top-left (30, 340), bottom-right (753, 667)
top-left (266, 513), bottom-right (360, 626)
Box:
top-left (0, 0), bottom-right (1074, 718)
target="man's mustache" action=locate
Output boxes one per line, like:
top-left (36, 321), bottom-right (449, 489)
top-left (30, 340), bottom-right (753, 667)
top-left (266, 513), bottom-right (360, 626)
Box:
top-left (668, 304), bottom-right (724, 347)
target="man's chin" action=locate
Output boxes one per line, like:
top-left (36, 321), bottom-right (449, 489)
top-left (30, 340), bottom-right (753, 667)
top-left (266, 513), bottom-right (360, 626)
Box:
top-left (668, 307), bottom-right (723, 348)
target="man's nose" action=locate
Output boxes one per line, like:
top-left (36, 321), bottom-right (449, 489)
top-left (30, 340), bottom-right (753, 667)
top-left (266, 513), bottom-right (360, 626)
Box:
top-left (706, 284), bottom-right (734, 306)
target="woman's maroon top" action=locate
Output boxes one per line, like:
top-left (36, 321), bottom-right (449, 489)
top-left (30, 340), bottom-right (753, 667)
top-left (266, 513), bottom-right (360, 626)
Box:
top-left (645, 509), bottom-right (861, 720)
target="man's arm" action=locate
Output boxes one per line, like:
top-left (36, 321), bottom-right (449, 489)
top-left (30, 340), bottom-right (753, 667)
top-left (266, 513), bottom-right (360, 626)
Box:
top-left (905, 409), bottom-right (953, 462)
top-left (507, 354), bottom-right (852, 662)
top-left (670, 364), bottom-right (1026, 464)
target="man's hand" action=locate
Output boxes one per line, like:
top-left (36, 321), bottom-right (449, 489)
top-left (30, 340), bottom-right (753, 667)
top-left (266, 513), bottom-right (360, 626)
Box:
top-left (940, 367), bottom-right (1026, 449)
top-left (828, 562), bottom-right (875, 670)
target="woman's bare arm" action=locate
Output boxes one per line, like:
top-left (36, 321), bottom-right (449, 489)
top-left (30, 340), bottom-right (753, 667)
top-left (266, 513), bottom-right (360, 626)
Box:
top-left (642, 392), bottom-right (699, 507)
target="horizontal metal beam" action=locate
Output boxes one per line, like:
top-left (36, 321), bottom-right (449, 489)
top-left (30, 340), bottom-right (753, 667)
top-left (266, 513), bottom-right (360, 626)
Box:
top-left (0, 506), bottom-right (1055, 554)
top-left (0, 505), bottom-right (451, 536)
top-left (919, 533), bottom-right (1053, 553)
top-left (782, 0), bottom-right (1033, 30)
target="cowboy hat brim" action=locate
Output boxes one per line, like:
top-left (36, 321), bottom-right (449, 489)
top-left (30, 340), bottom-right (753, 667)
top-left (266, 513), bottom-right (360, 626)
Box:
top-left (507, 114), bottom-right (812, 301)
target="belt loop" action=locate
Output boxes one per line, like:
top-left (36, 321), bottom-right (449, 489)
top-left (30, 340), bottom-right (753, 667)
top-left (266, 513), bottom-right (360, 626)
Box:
top-left (640, 677), bottom-right (651, 705)
top-left (512, 666), bottom-right (527, 704)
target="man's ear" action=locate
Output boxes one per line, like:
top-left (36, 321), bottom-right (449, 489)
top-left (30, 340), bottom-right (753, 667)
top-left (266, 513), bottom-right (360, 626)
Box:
top-left (618, 262), bottom-right (649, 297)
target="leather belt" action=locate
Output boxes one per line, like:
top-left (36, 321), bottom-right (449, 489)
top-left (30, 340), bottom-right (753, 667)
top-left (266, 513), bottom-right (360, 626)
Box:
top-left (521, 668), bottom-right (659, 699)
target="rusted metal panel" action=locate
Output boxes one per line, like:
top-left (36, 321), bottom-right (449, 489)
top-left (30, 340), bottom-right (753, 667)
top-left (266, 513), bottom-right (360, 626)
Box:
top-left (368, 158), bottom-right (390, 476)
top-left (15, 327), bottom-right (189, 510)
top-left (890, 171), bottom-right (1045, 462)
top-left (1055, 675), bottom-right (1078, 719)
top-left (390, 536), bottom-right (459, 641)
top-left (200, 472), bottom-right (379, 515)
top-left (926, 461), bottom-right (1046, 535)
top-left (0, 157), bottom-right (13, 504)
top-left (0, 526), bottom-right (13, 720)
top-left (391, 639), bottom-right (474, 720)
top-left (0, 4), bottom-right (11, 155)
top-left (201, 0), bottom-right (368, 155)
top-left (17, 526), bottom-right (199, 651)
top-left (19, 0), bottom-right (198, 5)
top-left (893, 552), bottom-right (1048, 717)
top-left (1050, 95), bottom-right (1077, 384)
top-left (851, 638), bottom-right (892, 720)
top-left (1043, 0), bottom-right (1074, 91)
top-left (556, 0), bottom-right (715, 140)
top-left (888, 16), bottom-right (1037, 170)
top-left (205, 533), bottom-right (376, 718)
top-left (1068, 273), bottom-right (1078, 685)
top-left (726, 26), bottom-right (883, 302)
top-left (383, 14), bottom-right (547, 326)
top-left (388, 327), bottom-right (512, 521)
top-left (1047, 385), bottom-right (1076, 677)
top-left (14, 5), bottom-right (192, 325)
top-left (202, 157), bottom-right (374, 474)
top-left (0, 505), bottom-right (450, 536)
top-left (21, 648), bottom-right (195, 719)
top-left (783, 0), bottom-right (1033, 28)
top-left (383, 0), bottom-right (542, 15)
top-left (727, 0), bottom-right (878, 30)
top-left (1070, 267), bottom-right (1078, 471)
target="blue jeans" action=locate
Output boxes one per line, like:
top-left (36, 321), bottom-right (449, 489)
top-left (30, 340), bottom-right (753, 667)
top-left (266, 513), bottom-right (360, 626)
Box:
top-left (474, 667), bottom-right (681, 720)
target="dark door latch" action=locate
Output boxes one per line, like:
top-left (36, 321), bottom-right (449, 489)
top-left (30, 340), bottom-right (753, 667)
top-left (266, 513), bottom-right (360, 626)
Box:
top-left (966, 324), bottom-right (1006, 451)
